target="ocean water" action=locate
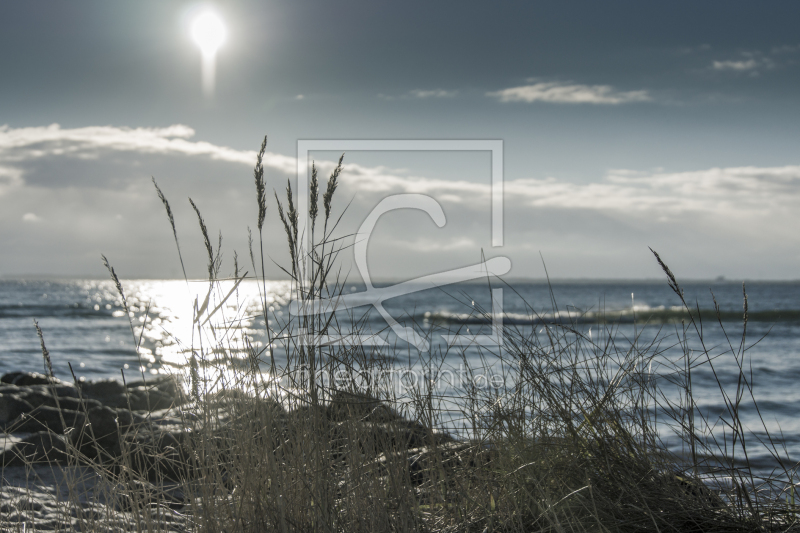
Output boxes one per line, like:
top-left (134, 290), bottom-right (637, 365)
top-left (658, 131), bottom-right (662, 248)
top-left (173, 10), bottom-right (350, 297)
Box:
top-left (2, 277), bottom-right (799, 481)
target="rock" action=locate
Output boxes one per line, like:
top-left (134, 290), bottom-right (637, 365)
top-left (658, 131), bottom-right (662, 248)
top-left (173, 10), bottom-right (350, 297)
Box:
top-left (125, 375), bottom-right (184, 400)
top-left (125, 387), bottom-right (175, 411)
top-left (73, 406), bottom-right (127, 459)
top-left (6, 406), bottom-right (86, 435)
top-left (80, 378), bottom-right (126, 399)
top-left (79, 380), bottom-right (178, 411)
top-left (0, 431), bottom-right (71, 466)
top-left (17, 389), bottom-right (101, 413)
top-left (32, 382), bottom-right (80, 399)
top-left (1, 371), bottom-right (28, 384)
top-left (0, 394), bottom-right (34, 425)
top-left (327, 391), bottom-right (401, 423)
top-left (1, 371), bottom-right (65, 387)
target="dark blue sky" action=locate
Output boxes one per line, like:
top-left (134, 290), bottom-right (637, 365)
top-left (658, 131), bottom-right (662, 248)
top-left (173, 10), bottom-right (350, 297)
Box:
top-left (1, 1), bottom-right (799, 279)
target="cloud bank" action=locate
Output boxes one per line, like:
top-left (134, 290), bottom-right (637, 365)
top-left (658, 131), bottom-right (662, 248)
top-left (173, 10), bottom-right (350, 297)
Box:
top-left (0, 123), bottom-right (294, 191)
top-left (0, 123), bottom-right (797, 279)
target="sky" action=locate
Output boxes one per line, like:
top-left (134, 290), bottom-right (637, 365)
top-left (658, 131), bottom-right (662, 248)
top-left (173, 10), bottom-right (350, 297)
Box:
top-left (1, 1), bottom-right (800, 281)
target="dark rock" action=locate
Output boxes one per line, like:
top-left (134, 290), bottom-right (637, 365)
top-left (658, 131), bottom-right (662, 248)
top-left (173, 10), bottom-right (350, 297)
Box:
top-left (72, 406), bottom-right (126, 459)
top-left (327, 391), bottom-right (401, 423)
top-left (14, 389), bottom-right (100, 413)
top-left (126, 387), bottom-right (175, 411)
top-left (0, 383), bottom-right (21, 394)
top-left (1, 371), bottom-right (65, 387)
top-left (75, 382), bottom-right (175, 411)
top-left (90, 392), bottom-right (130, 409)
top-left (0, 394), bottom-right (34, 425)
top-left (79, 378), bottom-right (125, 399)
top-left (1, 371), bottom-right (26, 384)
top-left (59, 396), bottom-right (102, 412)
top-left (6, 406), bottom-right (86, 435)
top-left (35, 383), bottom-right (80, 399)
top-left (84, 406), bottom-right (119, 438)
top-left (13, 389), bottom-right (57, 410)
top-left (125, 375), bottom-right (183, 400)
top-left (0, 431), bottom-right (71, 466)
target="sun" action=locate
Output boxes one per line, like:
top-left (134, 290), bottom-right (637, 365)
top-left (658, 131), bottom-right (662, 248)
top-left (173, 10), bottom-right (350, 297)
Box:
top-left (191, 11), bottom-right (226, 58)
top-left (190, 10), bottom-right (226, 97)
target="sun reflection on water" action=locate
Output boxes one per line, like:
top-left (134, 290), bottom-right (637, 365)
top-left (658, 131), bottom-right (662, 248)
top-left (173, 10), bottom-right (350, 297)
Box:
top-left (96, 279), bottom-right (293, 390)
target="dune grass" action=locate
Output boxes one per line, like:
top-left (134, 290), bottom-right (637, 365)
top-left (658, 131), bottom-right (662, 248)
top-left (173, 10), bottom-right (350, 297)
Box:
top-left (8, 137), bottom-right (800, 532)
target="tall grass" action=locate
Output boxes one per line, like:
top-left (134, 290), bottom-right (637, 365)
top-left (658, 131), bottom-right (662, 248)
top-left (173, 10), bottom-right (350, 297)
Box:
top-left (12, 138), bottom-right (800, 532)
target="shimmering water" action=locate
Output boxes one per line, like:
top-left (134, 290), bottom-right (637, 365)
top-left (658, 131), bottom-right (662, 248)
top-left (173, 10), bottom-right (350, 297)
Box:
top-left (2, 277), bottom-right (799, 479)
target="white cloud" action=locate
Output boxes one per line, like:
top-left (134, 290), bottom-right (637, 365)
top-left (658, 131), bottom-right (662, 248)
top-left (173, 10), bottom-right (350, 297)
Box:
top-left (0, 124), bottom-right (296, 184)
top-left (409, 89), bottom-right (457, 99)
top-left (1, 123), bottom-right (798, 279)
top-left (487, 82), bottom-right (651, 105)
top-left (508, 165), bottom-right (800, 217)
top-left (307, 158), bottom-right (800, 280)
top-left (317, 158), bottom-right (800, 219)
top-left (711, 52), bottom-right (775, 74)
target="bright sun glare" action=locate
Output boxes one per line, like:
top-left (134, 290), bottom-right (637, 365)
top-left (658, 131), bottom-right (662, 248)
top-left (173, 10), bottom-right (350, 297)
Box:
top-left (190, 10), bottom-right (226, 97)
top-left (191, 11), bottom-right (226, 57)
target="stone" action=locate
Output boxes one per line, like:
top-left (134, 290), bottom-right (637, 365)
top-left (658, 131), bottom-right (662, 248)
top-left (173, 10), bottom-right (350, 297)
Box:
top-left (79, 378), bottom-right (126, 399)
top-left (1, 371), bottom-right (26, 384)
top-left (125, 387), bottom-right (175, 411)
top-left (30, 383), bottom-right (80, 399)
top-left (0, 394), bottom-right (34, 425)
top-left (327, 391), bottom-right (401, 423)
top-left (6, 406), bottom-right (86, 435)
top-left (125, 375), bottom-right (183, 400)
top-left (0, 431), bottom-right (71, 466)
top-left (17, 389), bottom-right (101, 413)
top-left (1, 372), bottom-right (65, 387)
top-left (87, 406), bottom-right (122, 439)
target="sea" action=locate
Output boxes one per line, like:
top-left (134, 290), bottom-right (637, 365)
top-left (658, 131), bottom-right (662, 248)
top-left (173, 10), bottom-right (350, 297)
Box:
top-left (2, 277), bottom-right (800, 485)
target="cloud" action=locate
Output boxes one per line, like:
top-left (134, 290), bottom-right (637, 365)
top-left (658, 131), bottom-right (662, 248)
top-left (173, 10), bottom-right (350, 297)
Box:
top-left (509, 165), bottom-right (800, 218)
top-left (1, 122), bottom-right (798, 279)
top-left (710, 52), bottom-right (776, 74)
top-left (0, 123), bottom-right (295, 191)
top-left (487, 82), bottom-right (651, 105)
top-left (307, 158), bottom-right (800, 280)
top-left (409, 89), bottom-right (457, 99)
top-left (0, 124), bottom-right (304, 278)
top-left (712, 59), bottom-right (760, 72)
top-left (316, 158), bottom-right (800, 220)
